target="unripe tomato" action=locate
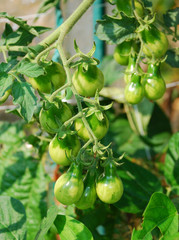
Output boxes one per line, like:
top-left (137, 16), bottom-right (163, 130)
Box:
top-left (54, 163), bottom-right (84, 205)
top-left (96, 162), bottom-right (123, 204)
top-left (29, 62), bottom-right (66, 94)
top-left (74, 112), bottom-right (109, 141)
top-left (124, 56), bottom-right (143, 84)
top-left (49, 134), bottom-right (81, 166)
top-left (72, 64), bottom-right (104, 97)
top-left (124, 73), bottom-right (144, 104)
top-left (113, 41), bottom-right (133, 66)
top-left (39, 100), bottom-right (72, 134)
top-left (116, 0), bottom-right (144, 17)
top-left (143, 63), bottom-right (166, 100)
top-left (141, 25), bottom-right (168, 59)
top-left (75, 171), bottom-right (97, 210)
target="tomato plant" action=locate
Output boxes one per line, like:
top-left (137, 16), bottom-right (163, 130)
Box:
top-left (0, 0), bottom-right (179, 239)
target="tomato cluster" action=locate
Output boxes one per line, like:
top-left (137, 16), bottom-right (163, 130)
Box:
top-left (34, 61), bottom-right (123, 208)
top-left (113, 22), bottom-right (168, 104)
top-left (54, 161), bottom-right (123, 208)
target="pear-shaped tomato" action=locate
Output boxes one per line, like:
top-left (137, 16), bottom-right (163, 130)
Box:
top-left (141, 25), bottom-right (168, 59)
top-left (114, 41), bottom-right (133, 66)
top-left (125, 73), bottom-right (144, 104)
top-left (54, 163), bottom-right (84, 205)
top-left (143, 63), bottom-right (166, 100)
top-left (29, 62), bottom-right (66, 94)
top-left (49, 134), bottom-right (81, 166)
top-left (72, 64), bottom-right (104, 97)
top-left (124, 56), bottom-right (143, 84)
top-left (96, 162), bottom-right (123, 204)
top-left (75, 171), bottom-right (97, 209)
top-left (74, 112), bottom-right (109, 141)
top-left (39, 100), bottom-right (72, 134)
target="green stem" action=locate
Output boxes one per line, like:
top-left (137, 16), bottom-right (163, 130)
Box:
top-left (35, 43), bottom-right (56, 63)
top-left (65, 53), bottom-right (81, 66)
top-left (40, 0), bottom-right (95, 47)
top-left (0, 45), bottom-right (29, 53)
top-left (63, 112), bottom-right (82, 127)
top-left (49, 83), bottom-right (70, 101)
top-left (76, 139), bottom-right (93, 164)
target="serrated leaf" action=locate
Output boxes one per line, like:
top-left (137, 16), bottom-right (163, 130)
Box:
top-left (12, 81), bottom-right (37, 122)
top-left (131, 193), bottom-right (178, 239)
top-left (0, 12), bottom-right (38, 36)
top-left (54, 215), bottom-right (94, 240)
top-left (0, 73), bottom-right (13, 97)
top-left (0, 59), bottom-right (18, 73)
top-left (164, 132), bottom-right (179, 194)
top-left (16, 59), bottom-right (45, 78)
top-left (0, 196), bottom-right (27, 240)
top-left (0, 156), bottom-right (49, 240)
top-left (164, 8), bottom-right (179, 27)
top-left (114, 159), bottom-right (162, 213)
top-left (35, 205), bottom-right (59, 240)
top-left (96, 15), bottom-right (137, 45)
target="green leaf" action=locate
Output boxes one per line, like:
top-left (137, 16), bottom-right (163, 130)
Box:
top-left (54, 215), bottom-right (94, 240)
top-left (131, 193), bottom-right (179, 239)
top-left (96, 15), bottom-right (137, 45)
top-left (0, 73), bottom-right (13, 97)
top-left (12, 81), bottom-right (37, 122)
top-left (164, 132), bottom-right (179, 194)
top-left (0, 156), bottom-right (49, 240)
top-left (114, 159), bottom-right (162, 213)
top-left (0, 196), bottom-right (26, 240)
top-left (35, 205), bottom-right (59, 240)
top-left (99, 55), bottom-right (124, 86)
top-left (0, 12), bottom-right (42, 36)
top-left (16, 59), bottom-right (45, 78)
top-left (164, 8), bottom-right (179, 27)
top-left (166, 49), bottom-right (179, 68)
top-left (37, 0), bottom-right (59, 14)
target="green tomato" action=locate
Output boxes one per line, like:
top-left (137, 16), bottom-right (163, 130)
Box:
top-left (116, 0), bottom-right (144, 17)
top-left (124, 73), bottom-right (144, 104)
top-left (49, 134), bottom-right (81, 166)
top-left (114, 41), bottom-right (132, 66)
top-left (72, 64), bottom-right (104, 97)
top-left (75, 171), bottom-right (97, 210)
top-left (54, 163), bottom-right (84, 205)
top-left (141, 25), bottom-right (168, 59)
top-left (39, 101), bottom-right (72, 134)
top-left (29, 62), bottom-right (66, 94)
top-left (143, 63), bottom-right (166, 100)
top-left (74, 112), bottom-right (109, 141)
top-left (96, 162), bottom-right (123, 204)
